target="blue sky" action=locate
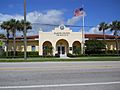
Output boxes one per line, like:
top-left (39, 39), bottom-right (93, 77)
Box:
top-left (0, 0), bottom-right (120, 35)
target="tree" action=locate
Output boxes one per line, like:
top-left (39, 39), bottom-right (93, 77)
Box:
top-left (0, 40), bottom-right (4, 56)
top-left (85, 40), bottom-right (106, 54)
top-left (98, 22), bottom-right (109, 53)
top-left (73, 47), bottom-right (81, 55)
top-left (98, 22), bottom-right (109, 40)
top-left (0, 34), bottom-right (5, 38)
top-left (8, 19), bottom-right (20, 57)
top-left (0, 21), bottom-right (11, 57)
top-left (43, 46), bottom-right (53, 56)
top-left (109, 20), bottom-right (120, 55)
top-left (0, 34), bottom-right (5, 54)
top-left (17, 19), bottom-right (32, 59)
top-left (17, 20), bottom-right (32, 33)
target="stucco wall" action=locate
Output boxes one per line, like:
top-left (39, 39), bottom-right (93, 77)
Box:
top-left (39, 25), bottom-right (83, 55)
top-left (8, 40), bottom-right (39, 52)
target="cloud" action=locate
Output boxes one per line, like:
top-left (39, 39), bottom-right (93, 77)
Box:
top-left (0, 10), bottom-right (65, 36)
top-left (0, 10), bottom-right (82, 36)
top-left (86, 25), bottom-right (103, 34)
top-left (86, 25), bottom-right (113, 35)
top-left (0, 13), bottom-right (23, 22)
top-left (26, 10), bottom-right (64, 35)
top-left (67, 16), bottom-right (81, 25)
top-left (27, 10), bottom-right (64, 24)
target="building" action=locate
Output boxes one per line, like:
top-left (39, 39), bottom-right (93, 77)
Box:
top-left (1, 25), bottom-right (120, 56)
top-left (39, 24), bottom-right (84, 57)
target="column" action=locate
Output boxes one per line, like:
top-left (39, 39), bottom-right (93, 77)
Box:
top-left (52, 42), bottom-right (56, 56)
top-left (39, 42), bottom-right (43, 55)
top-left (69, 42), bottom-right (73, 54)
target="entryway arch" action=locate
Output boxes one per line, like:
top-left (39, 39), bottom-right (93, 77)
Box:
top-left (72, 41), bottom-right (81, 55)
top-left (42, 41), bottom-right (53, 56)
top-left (56, 39), bottom-right (69, 55)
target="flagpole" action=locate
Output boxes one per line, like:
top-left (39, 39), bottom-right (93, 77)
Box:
top-left (82, 11), bottom-right (85, 54)
top-left (74, 6), bottom-right (85, 54)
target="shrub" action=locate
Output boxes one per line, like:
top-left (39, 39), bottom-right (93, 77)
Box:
top-left (67, 53), bottom-right (88, 57)
top-left (0, 51), bottom-right (39, 58)
top-left (0, 47), bottom-right (4, 56)
top-left (55, 53), bottom-right (60, 57)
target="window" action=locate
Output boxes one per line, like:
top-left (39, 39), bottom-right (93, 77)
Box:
top-left (31, 45), bottom-right (36, 51)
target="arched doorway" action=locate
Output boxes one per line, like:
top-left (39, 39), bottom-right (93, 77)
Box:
top-left (42, 41), bottom-right (53, 56)
top-left (56, 39), bottom-right (69, 55)
top-left (72, 41), bottom-right (81, 55)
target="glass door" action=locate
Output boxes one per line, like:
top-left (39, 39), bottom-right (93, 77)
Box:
top-left (61, 46), bottom-right (65, 54)
top-left (57, 46), bottom-right (65, 55)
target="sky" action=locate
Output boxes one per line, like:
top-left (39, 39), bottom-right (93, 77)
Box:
top-left (0, 0), bottom-right (120, 36)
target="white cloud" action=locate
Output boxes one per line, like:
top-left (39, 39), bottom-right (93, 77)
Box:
top-left (67, 16), bottom-right (81, 25)
top-left (86, 25), bottom-right (103, 34)
top-left (0, 10), bottom-right (83, 36)
top-left (27, 10), bottom-right (64, 24)
top-left (0, 10), bottom-right (65, 36)
top-left (0, 13), bottom-right (23, 22)
top-left (26, 10), bottom-right (64, 35)
top-left (86, 25), bottom-right (113, 35)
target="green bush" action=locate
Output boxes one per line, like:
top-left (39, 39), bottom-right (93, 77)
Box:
top-left (67, 53), bottom-right (88, 57)
top-left (0, 51), bottom-right (119, 58)
top-left (85, 40), bottom-right (106, 54)
top-left (0, 51), bottom-right (57, 58)
top-left (0, 51), bottom-right (39, 58)
top-left (0, 49), bottom-right (4, 56)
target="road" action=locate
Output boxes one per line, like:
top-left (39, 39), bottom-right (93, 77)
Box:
top-left (0, 61), bottom-right (120, 90)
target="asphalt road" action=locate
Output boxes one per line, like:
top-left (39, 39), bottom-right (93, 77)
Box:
top-left (0, 61), bottom-right (120, 90)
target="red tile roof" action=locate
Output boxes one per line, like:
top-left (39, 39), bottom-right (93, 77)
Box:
top-left (85, 34), bottom-right (118, 39)
top-left (19, 34), bottom-right (119, 39)
top-left (16, 35), bottom-right (39, 39)
top-left (1, 34), bottom-right (120, 40)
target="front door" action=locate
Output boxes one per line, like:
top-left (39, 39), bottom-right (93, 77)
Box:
top-left (57, 46), bottom-right (65, 55)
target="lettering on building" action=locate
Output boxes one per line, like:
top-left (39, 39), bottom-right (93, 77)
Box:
top-left (54, 32), bottom-right (70, 36)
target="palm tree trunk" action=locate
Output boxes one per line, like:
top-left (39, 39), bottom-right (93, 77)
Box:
top-left (115, 37), bottom-right (119, 55)
top-left (6, 31), bottom-right (9, 57)
top-left (6, 37), bottom-right (9, 57)
top-left (103, 30), bottom-right (105, 40)
top-left (13, 31), bottom-right (16, 58)
top-left (103, 30), bottom-right (107, 54)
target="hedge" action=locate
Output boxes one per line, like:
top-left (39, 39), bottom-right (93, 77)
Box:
top-left (0, 51), bottom-right (120, 58)
top-left (0, 51), bottom-right (39, 58)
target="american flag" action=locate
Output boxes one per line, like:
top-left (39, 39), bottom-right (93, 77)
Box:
top-left (74, 8), bottom-right (84, 17)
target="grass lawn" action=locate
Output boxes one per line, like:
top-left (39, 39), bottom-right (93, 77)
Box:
top-left (0, 56), bottom-right (120, 62)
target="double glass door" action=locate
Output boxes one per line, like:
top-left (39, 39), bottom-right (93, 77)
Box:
top-left (57, 46), bottom-right (65, 54)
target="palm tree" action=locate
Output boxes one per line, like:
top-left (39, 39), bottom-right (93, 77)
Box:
top-left (0, 21), bottom-right (11, 57)
top-left (109, 20), bottom-right (120, 55)
top-left (17, 20), bottom-right (32, 32)
top-left (17, 19), bottom-right (32, 59)
top-left (98, 22), bottom-right (109, 53)
top-left (8, 19), bottom-right (19, 57)
top-left (98, 22), bottom-right (109, 40)
top-left (0, 34), bottom-right (5, 56)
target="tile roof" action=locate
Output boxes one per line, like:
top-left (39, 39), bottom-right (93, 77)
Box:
top-left (1, 34), bottom-right (120, 40)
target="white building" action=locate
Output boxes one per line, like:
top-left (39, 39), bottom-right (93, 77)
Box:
top-left (39, 24), bottom-right (84, 57)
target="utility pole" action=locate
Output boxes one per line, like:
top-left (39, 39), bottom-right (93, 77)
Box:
top-left (24, 0), bottom-right (27, 60)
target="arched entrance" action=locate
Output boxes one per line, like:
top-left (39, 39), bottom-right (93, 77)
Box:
top-left (42, 41), bottom-right (53, 56)
top-left (72, 41), bottom-right (81, 55)
top-left (56, 39), bottom-right (69, 55)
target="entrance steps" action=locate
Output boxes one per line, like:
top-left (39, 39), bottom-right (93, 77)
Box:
top-left (60, 54), bottom-right (69, 58)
